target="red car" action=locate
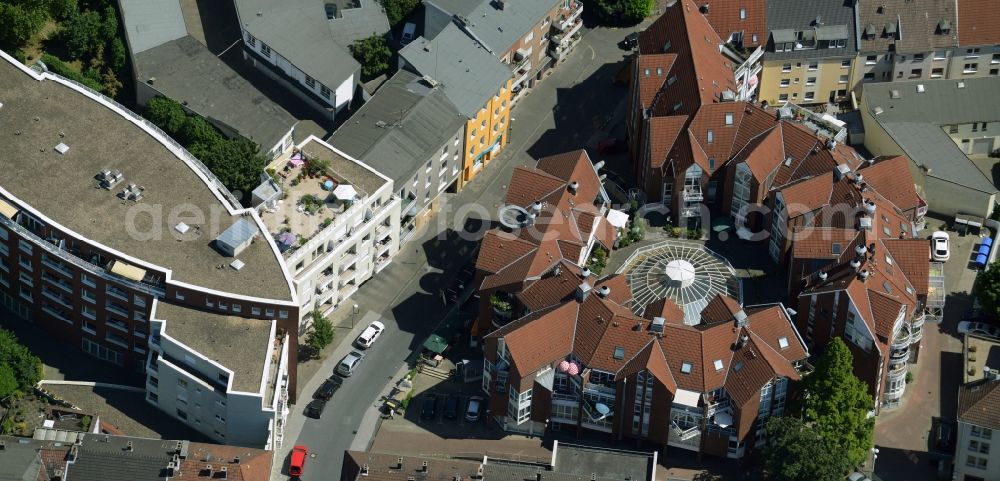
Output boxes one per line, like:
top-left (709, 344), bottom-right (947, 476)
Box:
top-left (289, 445), bottom-right (308, 477)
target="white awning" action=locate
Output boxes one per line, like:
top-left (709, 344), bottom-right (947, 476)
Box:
top-left (0, 199), bottom-right (18, 219)
top-left (332, 184), bottom-right (358, 201)
top-left (109, 260), bottom-right (146, 282)
top-left (713, 411), bottom-right (733, 428)
top-left (674, 388), bottom-right (701, 408)
top-left (607, 209), bottom-right (629, 229)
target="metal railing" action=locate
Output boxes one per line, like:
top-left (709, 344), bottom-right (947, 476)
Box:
top-left (47, 74), bottom-right (243, 210)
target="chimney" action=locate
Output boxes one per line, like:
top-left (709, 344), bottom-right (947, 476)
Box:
top-left (53, 468), bottom-right (65, 480)
top-left (422, 461), bottom-right (429, 472)
top-left (552, 265), bottom-right (562, 277)
top-left (166, 461), bottom-right (176, 477)
top-left (126, 441), bottom-right (133, 452)
top-left (233, 456), bottom-right (240, 465)
top-left (362, 464), bottom-right (370, 476)
top-left (496, 0), bottom-right (506, 9)
top-left (536, 470), bottom-right (543, 481)
top-left (397, 457), bottom-right (404, 469)
top-left (576, 283), bottom-right (592, 302)
top-left (854, 173), bottom-right (864, 185)
top-left (0, 440), bottom-right (5, 450)
top-left (205, 465), bottom-right (214, 477)
top-left (220, 466), bottom-right (228, 479)
top-left (597, 285), bottom-right (611, 298)
top-left (568, 181), bottom-right (579, 195)
top-left (477, 464), bottom-right (485, 479)
top-left (733, 310), bottom-right (748, 328)
top-left (700, 3), bottom-right (709, 13)
top-left (68, 445), bottom-right (79, 462)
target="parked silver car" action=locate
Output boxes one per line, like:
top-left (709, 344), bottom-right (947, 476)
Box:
top-left (336, 351), bottom-right (365, 377)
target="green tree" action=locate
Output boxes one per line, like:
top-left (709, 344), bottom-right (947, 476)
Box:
top-left (305, 311), bottom-right (335, 354)
top-left (380, 0), bottom-right (420, 27)
top-left (0, 364), bottom-right (18, 399)
top-left (179, 115), bottom-right (222, 146)
top-left (197, 138), bottom-right (267, 196)
top-left (58, 10), bottom-right (103, 59)
top-left (47, 0), bottom-right (77, 20)
top-left (975, 264), bottom-right (1000, 320)
top-left (0, 2), bottom-right (48, 51)
top-left (621, 0), bottom-right (652, 22)
top-left (144, 96), bottom-right (188, 135)
top-left (803, 338), bottom-right (875, 469)
top-left (100, 4), bottom-right (117, 41)
top-left (108, 36), bottom-right (125, 71)
top-left (763, 417), bottom-right (851, 481)
top-left (351, 35), bottom-right (392, 82)
top-left (0, 328), bottom-right (41, 392)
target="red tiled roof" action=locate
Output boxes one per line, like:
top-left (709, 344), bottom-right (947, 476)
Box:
top-left (595, 274), bottom-right (633, 306)
top-left (859, 155), bottom-right (923, 213)
top-left (868, 289), bottom-right (905, 339)
top-left (639, 0), bottom-right (738, 112)
top-left (701, 294), bottom-right (742, 324)
top-left (643, 297), bottom-right (685, 323)
top-left (958, 0), bottom-right (1000, 46)
top-left (648, 116), bottom-right (688, 169)
top-left (702, 0), bottom-right (767, 48)
top-left (498, 302), bottom-right (579, 374)
top-left (636, 55), bottom-right (678, 109)
top-left (505, 167), bottom-right (566, 207)
top-left (738, 127), bottom-right (784, 181)
top-left (779, 173), bottom-right (834, 216)
top-left (791, 228), bottom-right (860, 259)
top-left (744, 305), bottom-right (809, 364)
top-left (958, 378), bottom-right (1000, 430)
top-left (594, 216), bottom-right (618, 249)
top-left (476, 230), bottom-right (537, 274)
top-left (883, 239), bottom-right (930, 295)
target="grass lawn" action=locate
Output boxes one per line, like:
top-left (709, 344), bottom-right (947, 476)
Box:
top-left (21, 19), bottom-right (59, 65)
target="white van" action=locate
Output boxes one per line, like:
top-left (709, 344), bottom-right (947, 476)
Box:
top-left (401, 22), bottom-right (416, 45)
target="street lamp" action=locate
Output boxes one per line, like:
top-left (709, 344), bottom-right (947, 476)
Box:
top-left (352, 304), bottom-right (359, 328)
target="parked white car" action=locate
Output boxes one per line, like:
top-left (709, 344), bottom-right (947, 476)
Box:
top-left (958, 321), bottom-right (1000, 339)
top-left (354, 321), bottom-right (386, 349)
top-left (931, 231), bottom-right (950, 261)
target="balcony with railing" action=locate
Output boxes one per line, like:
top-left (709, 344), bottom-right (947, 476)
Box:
top-left (683, 185), bottom-right (704, 201)
top-left (555, 1), bottom-right (583, 31)
top-left (891, 326), bottom-right (912, 351)
top-left (669, 422), bottom-right (702, 449)
top-left (887, 362), bottom-right (908, 382)
top-left (552, 19), bottom-right (582, 46)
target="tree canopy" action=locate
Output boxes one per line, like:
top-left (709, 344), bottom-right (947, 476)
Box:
top-left (305, 311), bottom-right (335, 354)
top-left (803, 338), bottom-right (875, 469)
top-left (380, 0), bottom-right (420, 28)
top-left (621, 0), bottom-right (653, 22)
top-left (975, 264), bottom-right (1000, 320)
top-left (58, 9), bottom-right (103, 59)
top-left (143, 97), bottom-right (267, 202)
top-left (0, 2), bottom-right (48, 50)
top-left (351, 35), bottom-right (392, 82)
top-left (0, 327), bottom-right (42, 395)
top-left (763, 417), bottom-right (852, 481)
top-left (585, 0), bottom-right (650, 26)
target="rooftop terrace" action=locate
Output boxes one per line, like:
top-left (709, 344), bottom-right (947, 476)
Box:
top-left (965, 333), bottom-right (1000, 384)
top-left (0, 53), bottom-right (292, 302)
top-left (156, 301), bottom-right (276, 393)
top-left (261, 138), bottom-right (388, 253)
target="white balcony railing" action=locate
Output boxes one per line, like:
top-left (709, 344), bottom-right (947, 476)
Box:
top-left (556, 1), bottom-right (583, 31)
top-left (683, 186), bottom-right (704, 201)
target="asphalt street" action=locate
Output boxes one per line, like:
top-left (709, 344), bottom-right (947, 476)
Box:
top-left (274, 23), bottom-right (643, 481)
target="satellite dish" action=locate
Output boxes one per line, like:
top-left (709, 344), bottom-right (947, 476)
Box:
top-left (595, 403), bottom-right (610, 415)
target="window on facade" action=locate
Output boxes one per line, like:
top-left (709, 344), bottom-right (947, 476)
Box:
top-left (778, 94), bottom-right (788, 102)
top-left (782, 63), bottom-right (791, 72)
top-left (779, 79), bottom-right (790, 87)
top-left (305, 76), bottom-right (316, 89)
top-left (808, 62), bottom-right (818, 71)
top-left (246, 34), bottom-right (256, 47)
top-left (866, 55), bottom-right (877, 65)
top-left (320, 85), bottom-right (331, 99)
top-left (724, 112), bottom-right (734, 125)
top-left (965, 63), bottom-right (979, 73)
top-left (260, 43), bottom-right (271, 57)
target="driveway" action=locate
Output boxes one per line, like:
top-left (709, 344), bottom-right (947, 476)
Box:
top-left (271, 22), bottom-right (644, 481)
top-left (872, 225), bottom-right (980, 481)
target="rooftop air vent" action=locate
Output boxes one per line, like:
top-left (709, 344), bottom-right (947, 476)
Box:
top-left (230, 259), bottom-right (245, 271)
top-left (850, 258), bottom-right (862, 270)
top-left (98, 169), bottom-right (124, 190)
top-left (597, 285), bottom-right (611, 298)
top-left (859, 269), bottom-right (870, 281)
top-left (581, 267), bottom-right (591, 278)
top-left (889, 89), bottom-right (900, 99)
top-left (958, 80), bottom-right (966, 89)
top-left (834, 163), bottom-right (851, 181)
top-left (916, 84), bottom-right (925, 93)
top-left (873, 106), bottom-right (884, 115)
top-left (856, 244), bottom-right (868, 256)
top-left (568, 181), bottom-right (579, 194)
top-left (55, 142), bottom-right (69, 154)
top-left (175, 222), bottom-right (190, 235)
top-left (818, 271), bottom-right (828, 281)
top-left (854, 173), bottom-right (864, 185)
top-left (733, 309), bottom-right (748, 327)
top-left (531, 200), bottom-right (542, 213)
top-left (863, 199), bottom-right (876, 215)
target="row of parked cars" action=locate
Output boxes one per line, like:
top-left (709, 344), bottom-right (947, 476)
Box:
top-left (304, 321), bottom-right (387, 420)
top-left (419, 393), bottom-right (484, 423)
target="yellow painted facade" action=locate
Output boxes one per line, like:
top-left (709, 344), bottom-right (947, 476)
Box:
top-left (461, 79), bottom-right (513, 189)
top-left (758, 56), bottom-right (855, 106)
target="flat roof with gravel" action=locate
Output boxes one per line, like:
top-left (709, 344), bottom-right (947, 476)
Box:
top-left (156, 302), bottom-right (273, 393)
top-left (0, 55), bottom-right (292, 301)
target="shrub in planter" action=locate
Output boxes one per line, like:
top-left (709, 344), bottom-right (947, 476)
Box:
top-left (490, 293), bottom-right (512, 312)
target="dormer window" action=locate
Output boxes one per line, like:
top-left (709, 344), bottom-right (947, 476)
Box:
top-left (937, 19), bottom-right (951, 35)
top-left (680, 362), bottom-right (693, 374)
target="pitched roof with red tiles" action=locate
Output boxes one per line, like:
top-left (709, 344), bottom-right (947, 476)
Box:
top-left (859, 155), bottom-right (924, 213)
top-left (477, 150), bottom-right (616, 293)
top-left (778, 173), bottom-right (834, 216)
top-left (868, 289), bottom-right (905, 339)
top-left (648, 115), bottom-right (688, 169)
top-left (703, 0), bottom-right (767, 48)
top-left (958, 378), bottom-right (1000, 430)
top-left (700, 294), bottom-right (743, 324)
top-left (643, 297), bottom-right (686, 323)
top-left (636, 54), bottom-right (678, 110)
top-left (958, 0), bottom-right (1000, 46)
top-left (791, 227), bottom-right (862, 260)
top-left (883, 238), bottom-right (930, 295)
top-left (640, 0), bottom-right (738, 112)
